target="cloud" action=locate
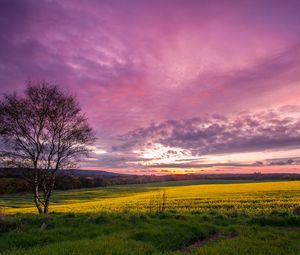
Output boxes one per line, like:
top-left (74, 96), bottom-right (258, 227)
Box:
top-left (264, 157), bottom-right (300, 166)
top-left (117, 109), bottom-right (300, 157)
top-left (81, 108), bottom-right (300, 171)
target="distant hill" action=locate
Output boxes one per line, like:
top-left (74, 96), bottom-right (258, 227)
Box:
top-left (65, 169), bottom-right (125, 177)
top-left (0, 168), bottom-right (125, 178)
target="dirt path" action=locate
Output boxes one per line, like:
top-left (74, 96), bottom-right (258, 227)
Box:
top-left (178, 233), bottom-right (223, 253)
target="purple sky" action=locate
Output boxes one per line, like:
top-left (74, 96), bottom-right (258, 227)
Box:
top-left (1, 0), bottom-right (300, 174)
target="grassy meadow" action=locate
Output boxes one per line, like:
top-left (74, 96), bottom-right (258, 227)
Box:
top-left (0, 180), bottom-right (300, 255)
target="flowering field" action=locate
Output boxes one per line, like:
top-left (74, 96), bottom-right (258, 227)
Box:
top-left (2, 180), bottom-right (299, 215)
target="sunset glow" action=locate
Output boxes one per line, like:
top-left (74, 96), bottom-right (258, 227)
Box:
top-left (1, 0), bottom-right (300, 174)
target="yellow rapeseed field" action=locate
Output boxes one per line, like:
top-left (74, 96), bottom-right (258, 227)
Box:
top-left (2, 180), bottom-right (300, 215)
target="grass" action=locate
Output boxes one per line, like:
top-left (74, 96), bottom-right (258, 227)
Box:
top-left (0, 180), bottom-right (300, 254)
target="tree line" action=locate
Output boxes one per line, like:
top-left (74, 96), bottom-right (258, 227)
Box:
top-left (1, 169), bottom-right (299, 194)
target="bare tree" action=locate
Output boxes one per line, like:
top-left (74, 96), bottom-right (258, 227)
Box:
top-left (0, 82), bottom-right (95, 214)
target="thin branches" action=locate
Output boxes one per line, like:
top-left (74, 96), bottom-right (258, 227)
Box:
top-left (0, 81), bottom-right (95, 214)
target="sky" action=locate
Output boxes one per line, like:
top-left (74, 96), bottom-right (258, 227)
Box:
top-left (0, 0), bottom-right (300, 175)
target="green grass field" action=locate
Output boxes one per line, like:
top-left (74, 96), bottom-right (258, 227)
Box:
top-left (0, 180), bottom-right (300, 255)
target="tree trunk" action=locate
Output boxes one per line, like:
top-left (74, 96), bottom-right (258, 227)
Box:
top-left (43, 204), bottom-right (49, 214)
top-left (43, 175), bottom-right (56, 214)
top-left (34, 185), bottom-right (43, 214)
top-left (33, 167), bottom-right (43, 214)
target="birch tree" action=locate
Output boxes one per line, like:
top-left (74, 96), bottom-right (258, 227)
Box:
top-left (0, 82), bottom-right (95, 214)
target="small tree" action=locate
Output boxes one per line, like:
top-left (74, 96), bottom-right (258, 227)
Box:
top-left (0, 82), bottom-right (95, 214)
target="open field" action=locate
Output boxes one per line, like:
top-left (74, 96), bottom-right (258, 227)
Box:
top-left (1, 180), bottom-right (299, 215)
top-left (0, 180), bottom-right (300, 255)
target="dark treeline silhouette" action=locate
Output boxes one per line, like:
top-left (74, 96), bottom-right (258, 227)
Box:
top-left (0, 167), bottom-right (299, 194)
